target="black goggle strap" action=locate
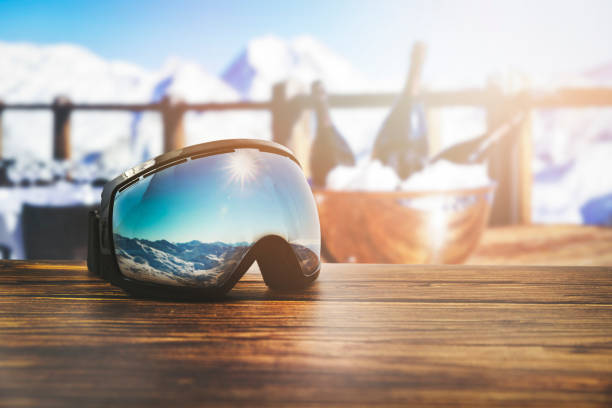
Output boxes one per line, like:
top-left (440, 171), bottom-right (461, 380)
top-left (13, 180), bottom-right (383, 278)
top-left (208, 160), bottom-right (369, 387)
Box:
top-left (253, 235), bottom-right (319, 290)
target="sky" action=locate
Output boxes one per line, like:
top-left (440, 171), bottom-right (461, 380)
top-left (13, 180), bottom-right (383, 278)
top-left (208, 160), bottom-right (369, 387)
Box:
top-left (1, 0), bottom-right (612, 86)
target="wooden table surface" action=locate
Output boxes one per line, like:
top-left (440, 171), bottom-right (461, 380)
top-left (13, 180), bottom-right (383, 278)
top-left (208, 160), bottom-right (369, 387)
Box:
top-left (1, 261), bottom-right (611, 407)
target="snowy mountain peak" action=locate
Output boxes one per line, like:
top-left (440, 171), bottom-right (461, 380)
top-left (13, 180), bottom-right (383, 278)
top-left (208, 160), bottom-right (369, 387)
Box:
top-left (155, 56), bottom-right (239, 102)
top-left (0, 40), bottom-right (153, 103)
top-left (222, 35), bottom-right (371, 100)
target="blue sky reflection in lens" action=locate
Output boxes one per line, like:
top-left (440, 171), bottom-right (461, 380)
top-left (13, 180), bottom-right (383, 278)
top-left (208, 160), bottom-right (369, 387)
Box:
top-left (112, 149), bottom-right (320, 288)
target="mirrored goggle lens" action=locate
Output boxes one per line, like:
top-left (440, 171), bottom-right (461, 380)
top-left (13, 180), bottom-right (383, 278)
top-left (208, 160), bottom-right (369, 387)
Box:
top-left (111, 149), bottom-right (320, 288)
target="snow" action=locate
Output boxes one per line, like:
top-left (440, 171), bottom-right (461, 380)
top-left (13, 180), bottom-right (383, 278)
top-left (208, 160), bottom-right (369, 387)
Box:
top-left (400, 161), bottom-right (490, 191)
top-left (221, 35), bottom-right (384, 157)
top-left (0, 41), bottom-right (156, 166)
top-left (0, 41), bottom-right (272, 169)
top-left (222, 35), bottom-right (372, 101)
top-left (326, 159), bottom-right (400, 191)
top-left (0, 36), bottom-right (611, 227)
top-left (326, 159), bottom-right (491, 192)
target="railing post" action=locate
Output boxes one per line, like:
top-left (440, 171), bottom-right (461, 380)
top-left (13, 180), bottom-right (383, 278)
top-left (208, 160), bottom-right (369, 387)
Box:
top-left (271, 82), bottom-right (290, 145)
top-left (271, 81), bottom-right (311, 173)
top-left (161, 96), bottom-right (186, 153)
top-left (52, 96), bottom-right (72, 160)
top-left (486, 81), bottom-right (510, 225)
top-left (271, 81), bottom-right (306, 146)
top-left (425, 107), bottom-right (442, 158)
top-left (517, 102), bottom-right (533, 224)
top-left (486, 81), bottom-right (531, 225)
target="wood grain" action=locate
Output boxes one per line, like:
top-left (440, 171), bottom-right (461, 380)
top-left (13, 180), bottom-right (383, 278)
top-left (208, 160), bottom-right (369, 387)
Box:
top-left (469, 225), bottom-right (612, 266)
top-left (0, 261), bottom-right (611, 407)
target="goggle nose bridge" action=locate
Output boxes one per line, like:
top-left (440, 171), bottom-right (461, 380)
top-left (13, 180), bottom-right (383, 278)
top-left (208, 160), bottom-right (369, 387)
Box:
top-left (222, 235), bottom-right (317, 292)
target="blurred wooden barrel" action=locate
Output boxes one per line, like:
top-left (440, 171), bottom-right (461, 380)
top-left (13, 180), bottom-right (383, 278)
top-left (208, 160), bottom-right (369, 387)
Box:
top-left (314, 185), bottom-right (495, 264)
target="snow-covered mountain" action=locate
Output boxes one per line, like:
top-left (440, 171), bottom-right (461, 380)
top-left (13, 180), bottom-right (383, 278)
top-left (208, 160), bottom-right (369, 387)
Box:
top-left (114, 234), bottom-right (249, 287)
top-left (0, 36), bottom-right (385, 168)
top-left (0, 42), bottom-right (153, 102)
top-left (113, 234), bottom-right (319, 287)
top-left (222, 35), bottom-right (372, 100)
top-left (0, 41), bottom-right (270, 168)
top-left (0, 41), bottom-right (152, 166)
top-left (221, 35), bottom-right (389, 157)
top-left (129, 56), bottom-right (269, 164)
top-left (1, 36), bottom-right (612, 225)
top-left (0, 36), bottom-right (380, 168)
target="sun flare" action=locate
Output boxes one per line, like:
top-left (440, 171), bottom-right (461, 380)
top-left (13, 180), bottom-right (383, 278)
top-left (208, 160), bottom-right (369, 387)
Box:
top-left (224, 149), bottom-right (259, 189)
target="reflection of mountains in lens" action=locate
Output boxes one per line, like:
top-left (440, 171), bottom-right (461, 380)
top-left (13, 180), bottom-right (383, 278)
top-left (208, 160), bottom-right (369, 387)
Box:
top-left (291, 244), bottom-right (320, 275)
top-left (114, 234), bottom-right (249, 287)
top-left (114, 234), bottom-right (319, 287)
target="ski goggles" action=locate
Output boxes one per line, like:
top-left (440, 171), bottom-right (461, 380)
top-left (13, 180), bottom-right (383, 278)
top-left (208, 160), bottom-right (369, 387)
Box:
top-left (88, 139), bottom-right (321, 299)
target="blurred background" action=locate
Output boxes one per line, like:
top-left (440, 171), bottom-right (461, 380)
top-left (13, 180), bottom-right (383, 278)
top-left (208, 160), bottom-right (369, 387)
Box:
top-left (1, 0), bottom-right (611, 264)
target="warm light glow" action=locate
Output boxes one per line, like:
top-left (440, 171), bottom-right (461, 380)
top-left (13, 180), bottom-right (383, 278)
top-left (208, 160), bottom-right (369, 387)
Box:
top-left (224, 149), bottom-right (259, 190)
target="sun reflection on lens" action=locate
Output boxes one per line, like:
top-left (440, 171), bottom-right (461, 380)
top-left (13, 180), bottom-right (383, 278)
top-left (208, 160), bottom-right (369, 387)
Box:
top-left (224, 149), bottom-right (259, 190)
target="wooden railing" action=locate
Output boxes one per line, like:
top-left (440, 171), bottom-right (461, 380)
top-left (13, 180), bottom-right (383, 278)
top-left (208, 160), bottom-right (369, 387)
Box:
top-left (1, 84), bottom-right (612, 225)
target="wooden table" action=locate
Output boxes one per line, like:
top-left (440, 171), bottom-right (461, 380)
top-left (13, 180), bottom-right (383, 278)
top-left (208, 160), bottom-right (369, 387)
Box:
top-left (1, 261), bottom-right (611, 407)
top-left (469, 225), bottom-right (612, 266)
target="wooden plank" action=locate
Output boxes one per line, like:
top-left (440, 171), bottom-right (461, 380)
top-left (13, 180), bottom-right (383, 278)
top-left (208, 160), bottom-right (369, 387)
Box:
top-left (160, 96), bottom-right (186, 153)
top-left (285, 80), bottom-right (313, 177)
top-left (518, 110), bottom-right (533, 224)
top-left (271, 81), bottom-right (311, 175)
top-left (424, 107), bottom-right (443, 158)
top-left (1, 101), bottom-right (271, 112)
top-left (486, 82), bottom-right (515, 225)
top-left (533, 88), bottom-right (612, 107)
top-left (52, 97), bottom-right (71, 160)
top-left (1, 88), bottom-right (611, 113)
top-left (0, 261), bottom-right (611, 407)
